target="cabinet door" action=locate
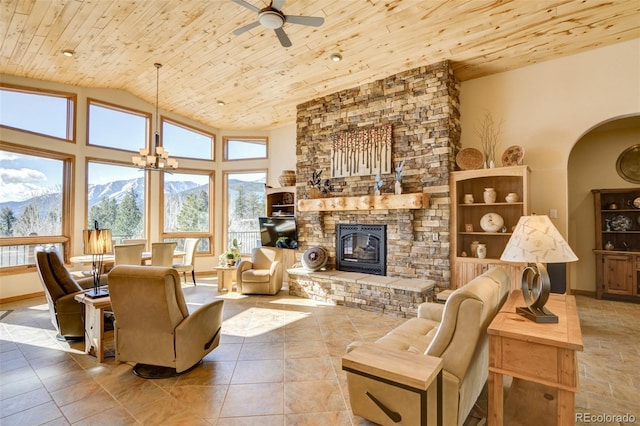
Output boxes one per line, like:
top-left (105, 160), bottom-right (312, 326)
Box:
top-left (603, 254), bottom-right (633, 295)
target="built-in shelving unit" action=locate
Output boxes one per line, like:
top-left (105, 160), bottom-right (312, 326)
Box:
top-left (297, 192), bottom-right (429, 212)
top-left (266, 186), bottom-right (296, 217)
top-left (450, 165), bottom-right (530, 289)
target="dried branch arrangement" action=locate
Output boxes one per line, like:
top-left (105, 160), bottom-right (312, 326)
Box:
top-left (475, 112), bottom-right (501, 167)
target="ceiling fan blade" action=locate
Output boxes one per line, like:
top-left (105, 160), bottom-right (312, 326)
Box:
top-left (271, 0), bottom-right (285, 11)
top-left (274, 27), bottom-right (292, 47)
top-left (232, 0), bottom-right (260, 13)
top-left (285, 15), bottom-right (324, 27)
top-left (233, 20), bottom-right (261, 36)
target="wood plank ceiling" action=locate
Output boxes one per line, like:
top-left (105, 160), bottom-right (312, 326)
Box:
top-left (1, 0), bottom-right (639, 130)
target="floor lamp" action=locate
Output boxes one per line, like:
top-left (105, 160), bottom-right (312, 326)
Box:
top-left (500, 215), bottom-right (578, 323)
top-left (83, 222), bottom-right (112, 298)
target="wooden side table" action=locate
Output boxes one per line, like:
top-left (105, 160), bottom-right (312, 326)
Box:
top-left (213, 266), bottom-right (236, 292)
top-left (74, 292), bottom-right (112, 362)
top-left (342, 343), bottom-right (443, 426)
top-left (487, 290), bottom-right (583, 425)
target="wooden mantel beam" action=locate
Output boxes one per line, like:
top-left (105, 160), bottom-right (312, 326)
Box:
top-left (297, 193), bottom-right (429, 212)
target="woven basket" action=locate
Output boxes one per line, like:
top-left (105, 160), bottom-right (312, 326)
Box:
top-left (278, 170), bottom-right (296, 187)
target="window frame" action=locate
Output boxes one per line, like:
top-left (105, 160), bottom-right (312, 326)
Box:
top-left (222, 169), bottom-right (268, 255)
top-left (85, 157), bottom-right (150, 244)
top-left (86, 98), bottom-right (151, 153)
top-left (160, 168), bottom-right (215, 255)
top-left (222, 136), bottom-right (269, 161)
top-left (0, 142), bottom-right (74, 274)
top-left (161, 116), bottom-right (216, 161)
top-left (0, 83), bottom-right (76, 143)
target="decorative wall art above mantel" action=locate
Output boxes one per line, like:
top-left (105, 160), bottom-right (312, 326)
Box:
top-left (330, 125), bottom-right (392, 178)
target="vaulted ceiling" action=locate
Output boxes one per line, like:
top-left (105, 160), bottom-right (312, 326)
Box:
top-left (1, 0), bottom-right (639, 130)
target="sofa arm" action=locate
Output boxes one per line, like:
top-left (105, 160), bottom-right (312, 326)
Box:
top-left (417, 302), bottom-right (445, 321)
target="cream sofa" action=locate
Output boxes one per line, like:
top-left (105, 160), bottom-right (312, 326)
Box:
top-left (346, 267), bottom-right (510, 426)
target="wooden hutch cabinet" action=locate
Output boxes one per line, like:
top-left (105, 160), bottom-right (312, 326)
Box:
top-left (592, 188), bottom-right (640, 301)
top-left (450, 165), bottom-right (530, 290)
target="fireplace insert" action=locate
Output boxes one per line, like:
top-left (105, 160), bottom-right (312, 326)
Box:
top-left (336, 224), bottom-right (386, 276)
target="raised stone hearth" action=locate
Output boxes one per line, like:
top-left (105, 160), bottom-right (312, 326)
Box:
top-left (287, 268), bottom-right (435, 318)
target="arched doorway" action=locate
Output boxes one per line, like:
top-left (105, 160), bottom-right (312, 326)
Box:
top-left (567, 115), bottom-right (640, 295)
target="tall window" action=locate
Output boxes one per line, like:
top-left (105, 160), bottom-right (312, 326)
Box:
top-left (0, 146), bottom-right (71, 268)
top-left (225, 171), bottom-right (266, 254)
top-left (223, 137), bottom-right (268, 160)
top-left (162, 118), bottom-right (214, 160)
top-left (87, 99), bottom-right (148, 151)
top-left (0, 85), bottom-right (75, 141)
top-left (86, 162), bottom-right (146, 244)
top-left (162, 171), bottom-right (212, 252)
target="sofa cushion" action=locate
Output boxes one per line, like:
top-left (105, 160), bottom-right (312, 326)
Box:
top-left (241, 269), bottom-right (271, 283)
top-left (374, 318), bottom-right (440, 354)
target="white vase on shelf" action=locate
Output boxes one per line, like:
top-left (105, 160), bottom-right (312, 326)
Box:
top-left (394, 180), bottom-right (402, 195)
top-left (476, 244), bottom-right (487, 259)
top-left (483, 188), bottom-right (497, 204)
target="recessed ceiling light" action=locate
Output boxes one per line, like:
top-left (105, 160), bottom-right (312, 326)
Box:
top-left (329, 53), bottom-right (342, 62)
top-left (217, 100), bottom-right (225, 106)
top-left (62, 49), bottom-right (75, 57)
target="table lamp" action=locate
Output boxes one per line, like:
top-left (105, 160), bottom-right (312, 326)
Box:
top-left (500, 215), bottom-right (578, 323)
top-left (83, 221), bottom-right (113, 298)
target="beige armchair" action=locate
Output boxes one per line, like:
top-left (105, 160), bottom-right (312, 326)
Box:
top-left (236, 247), bottom-right (283, 295)
top-left (345, 267), bottom-right (510, 426)
top-left (107, 265), bottom-right (224, 378)
top-left (35, 247), bottom-right (96, 340)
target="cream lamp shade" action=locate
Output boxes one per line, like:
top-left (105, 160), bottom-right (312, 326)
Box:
top-left (500, 215), bottom-right (578, 264)
top-left (500, 215), bottom-right (578, 323)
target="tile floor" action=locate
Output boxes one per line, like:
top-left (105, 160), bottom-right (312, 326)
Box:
top-left (1, 277), bottom-right (639, 425)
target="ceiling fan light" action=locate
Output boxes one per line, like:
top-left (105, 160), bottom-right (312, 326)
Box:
top-left (259, 11), bottom-right (284, 29)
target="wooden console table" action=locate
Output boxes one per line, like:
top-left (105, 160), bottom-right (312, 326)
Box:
top-left (487, 290), bottom-right (583, 425)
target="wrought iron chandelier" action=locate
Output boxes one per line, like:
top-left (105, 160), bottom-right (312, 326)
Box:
top-left (132, 63), bottom-right (178, 171)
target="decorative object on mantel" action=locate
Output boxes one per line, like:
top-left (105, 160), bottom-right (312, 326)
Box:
top-left (455, 147), bottom-right (484, 170)
top-left (278, 170), bottom-right (296, 187)
top-left (394, 159), bottom-right (405, 195)
top-left (615, 144), bottom-right (640, 184)
top-left (500, 215), bottom-right (578, 323)
top-left (308, 170), bottom-right (334, 198)
top-left (301, 246), bottom-right (328, 271)
top-left (131, 63), bottom-right (178, 171)
top-left (373, 173), bottom-right (383, 196)
top-left (480, 213), bottom-right (504, 233)
top-left (330, 124), bottom-right (392, 178)
top-left (475, 111), bottom-right (501, 168)
top-left (501, 145), bottom-right (525, 166)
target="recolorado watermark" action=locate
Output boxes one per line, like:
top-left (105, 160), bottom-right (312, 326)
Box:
top-left (576, 412), bottom-right (636, 423)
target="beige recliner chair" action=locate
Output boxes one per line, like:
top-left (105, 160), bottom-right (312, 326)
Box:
top-left (107, 265), bottom-right (224, 378)
top-left (35, 247), bottom-right (97, 340)
top-left (345, 267), bottom-right (510, 426)
top-left (236, 247), bottom-right (283, 295)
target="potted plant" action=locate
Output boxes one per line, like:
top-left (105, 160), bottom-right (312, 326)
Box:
top-left (276, 236), bottom-right (290, 248)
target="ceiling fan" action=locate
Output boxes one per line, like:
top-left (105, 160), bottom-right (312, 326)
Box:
top-left (232, 0), bottom-right (324, 47)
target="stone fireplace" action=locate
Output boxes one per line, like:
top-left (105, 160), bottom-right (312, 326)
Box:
top-left (336, 223), bottom-right (386, 276)
top-left (294, 60), bottom-right (461, 292)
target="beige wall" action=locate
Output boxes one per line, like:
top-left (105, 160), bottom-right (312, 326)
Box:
top-left (459, 38), bottom-right (640, 292)
top-left (568, 125), bottom-right (640, 293)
